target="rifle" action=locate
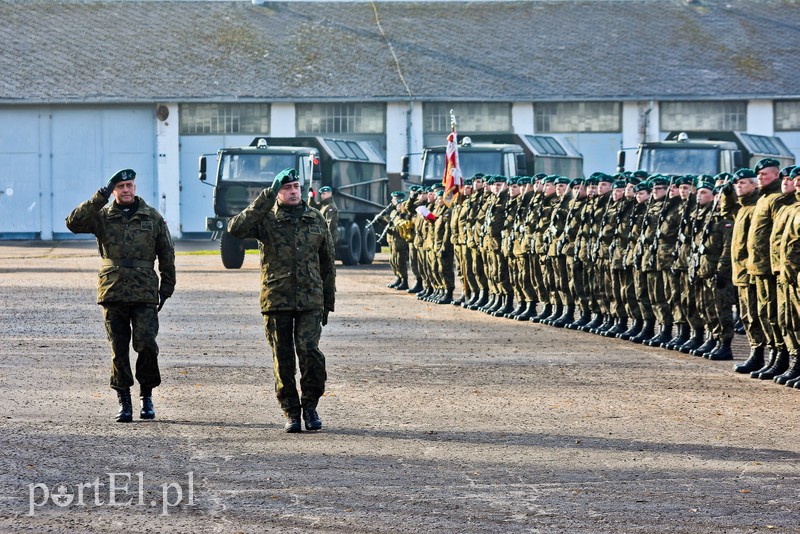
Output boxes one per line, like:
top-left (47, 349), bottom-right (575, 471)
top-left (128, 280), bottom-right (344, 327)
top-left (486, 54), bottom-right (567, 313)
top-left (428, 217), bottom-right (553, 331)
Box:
top-left (591, 193), bottom-right (613, 260)
top-left (556, 193), bottom-right (580, 256)
top-left (608, 197), bottom-right (632, 260)
top-left (633, 194), bottom-right (655, 266)
top-left (688, 188), bottom-right (725, 283)
top-left (365, 201), bottom-right (394, 229)
top-left (649, 191), bottom-right (673, 255)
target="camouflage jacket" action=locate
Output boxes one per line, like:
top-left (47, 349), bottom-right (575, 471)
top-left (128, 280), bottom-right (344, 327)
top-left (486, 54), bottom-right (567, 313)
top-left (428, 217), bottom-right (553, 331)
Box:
top-left (228, 188), bottom-right (336, 313)
top-left (318, 197), bottom-right (339, 246)
top-left (778, 196), bottom-right (800, 285)
top-left (730, 190), bottom-right (760, 287)
top-left (769, 193), bottom-right (797, 276)
top-left (746, 179), bottom-right (782, 276)
top-left (66, 192), bottom-right (176, 305)
top-left (693, 203), bottom-right (733, 279)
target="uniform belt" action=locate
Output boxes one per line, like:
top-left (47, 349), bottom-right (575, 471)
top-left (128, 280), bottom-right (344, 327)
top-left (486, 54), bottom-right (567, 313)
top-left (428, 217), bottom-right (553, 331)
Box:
top-left (101, 258), bottom-right (155, 269)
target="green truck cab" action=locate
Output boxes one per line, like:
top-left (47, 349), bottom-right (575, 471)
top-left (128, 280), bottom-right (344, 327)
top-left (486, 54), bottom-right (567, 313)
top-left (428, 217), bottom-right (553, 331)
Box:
top-left (200, 136), bottom-right (388, 268)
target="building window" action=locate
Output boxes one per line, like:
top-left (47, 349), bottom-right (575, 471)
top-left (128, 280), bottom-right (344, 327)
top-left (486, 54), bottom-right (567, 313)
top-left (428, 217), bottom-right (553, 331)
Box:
top-left (660, 101), bottom-right (746, 131)
top-left (296, 103), bottom-right (385, 134)
top-left (179, 103), bottom-right (270, 135)
top-left (423, 103), bottom-right (511, 133)
top-left (775, 101), bottom-right (800, 131)
top-left (534, 102), bottom-right (620, 133)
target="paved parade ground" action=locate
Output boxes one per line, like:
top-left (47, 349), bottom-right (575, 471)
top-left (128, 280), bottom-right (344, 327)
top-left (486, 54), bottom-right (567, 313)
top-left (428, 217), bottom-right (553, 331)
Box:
top-left (0, 241), bottom-right (798, 533)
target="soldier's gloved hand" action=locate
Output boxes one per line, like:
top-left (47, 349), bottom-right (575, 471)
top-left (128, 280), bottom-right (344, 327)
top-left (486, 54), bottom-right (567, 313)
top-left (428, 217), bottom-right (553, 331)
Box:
top-left (157, 292), bottom-right (169, 312)
top-left (98, 184), bottom-right (114, 199)
top-left (322, 308), bottom-right (330, 326)
top-left (720, 182), bottom-right (733, 196)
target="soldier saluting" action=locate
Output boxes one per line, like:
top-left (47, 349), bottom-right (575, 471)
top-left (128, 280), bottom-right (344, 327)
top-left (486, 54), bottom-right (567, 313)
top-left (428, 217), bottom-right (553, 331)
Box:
top-left (66, 169), bottom-right (176, 423)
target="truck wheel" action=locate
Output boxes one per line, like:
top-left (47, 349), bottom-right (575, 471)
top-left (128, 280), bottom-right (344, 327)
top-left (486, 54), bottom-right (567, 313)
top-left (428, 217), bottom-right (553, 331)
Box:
top-left (359, 221), bottom-right (376, 264)
top-left (220, 231), bottom-right (245, 269)
top-left (339, 222), bottom-right (361, 266)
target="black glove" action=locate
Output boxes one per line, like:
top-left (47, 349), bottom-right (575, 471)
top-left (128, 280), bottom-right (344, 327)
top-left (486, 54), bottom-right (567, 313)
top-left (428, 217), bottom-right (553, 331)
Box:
top-left (715, 274), bottom-right (728, 289)
top-left (157, 292), bottom-right (169, 312)
top-left (720, 182), bottom-right (733, 196)
top-left (101, 168), bottom-right (136, 199)
top-left (322, 309), bottom-right (330, 326)
top-left (98, 185), bottom-right (113, 199)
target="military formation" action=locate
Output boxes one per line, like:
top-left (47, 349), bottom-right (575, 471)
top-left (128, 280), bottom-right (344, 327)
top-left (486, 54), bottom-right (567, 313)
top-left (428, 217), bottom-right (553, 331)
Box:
top-left (379, 158), bottom-right (800, 390)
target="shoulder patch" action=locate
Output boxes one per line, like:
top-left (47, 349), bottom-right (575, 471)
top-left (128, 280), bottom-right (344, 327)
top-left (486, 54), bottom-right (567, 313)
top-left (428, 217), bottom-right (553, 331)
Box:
top-left (141, 220), bottom-right (154, 231)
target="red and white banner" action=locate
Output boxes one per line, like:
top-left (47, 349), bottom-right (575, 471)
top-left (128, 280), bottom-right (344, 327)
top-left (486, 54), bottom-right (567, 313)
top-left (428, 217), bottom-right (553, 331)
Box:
top-left (442, 131), bottom-right (462, 196)
top-left (416, 205), bottom-right (436, 222)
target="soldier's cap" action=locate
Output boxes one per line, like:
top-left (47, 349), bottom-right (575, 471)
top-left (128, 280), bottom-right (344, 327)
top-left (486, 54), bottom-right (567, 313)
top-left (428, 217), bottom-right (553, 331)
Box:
top-left (790, 166), bottom-right (800, 178)
top-left (273, 168), bottom-right (299, 187)
top-left (633, 182), bottom-right (651, 193)
top-left (432, 183), bottom-right (445, 191)
top-left (697, 179), bottom-right (715, 191)
top-left (408, 184), bottom-right (421, 192)
top-left (632, 170), bottom-right (649, 179)
top-left (493, 175), bottom-right (508, 183)
top-left (754, 157), bottom-right (781, 172)
top-left (674, 175), bottom-right (694, 187)
top-left (554, 176), bottom-right (571, 185)
top-left (696, 174), bottom-right (714, 183)
top-left (597, 173), bottom-right (614, 183)
top-left (714, 172), bottom-right (733, 183)
top-left (626, 176), bottom-right (642, 186)
top-left (471, 172), bottom-right (485, 181)
top-left (588, 171), bottom-right (603, 179)
top-left (733, 168), bottom-right (757, 181)
top-left (569, 178), bottom-right (584, 187)
top-left (108, 168), bottom-right (136, 185)
top-left (649, 176), bottom-right (670, 187)
top-left (318, 186), bottom-right (332, 194)
top-left (780, 165), bottom-right (795, 178)
top-left (517, 176), bottom-right (531, 185)
top-left (532, 173), bottom-right (547, 181)
top-left (463, 178), bottom-right (474, 186)
top-left (621, 171), bottom-right (633, 179)
top-left (436, 189), bottom-right (444, 197)
top-left (542, 174), bottom-right (557, 184)
top-left (391, 190), bottom-right (406, 199)
top-left (584, 176), bottom-right (598, 186)
top-left (612, 179), bottom-right (627, 189)
top-left (507, 177), bottom-right (519, 186)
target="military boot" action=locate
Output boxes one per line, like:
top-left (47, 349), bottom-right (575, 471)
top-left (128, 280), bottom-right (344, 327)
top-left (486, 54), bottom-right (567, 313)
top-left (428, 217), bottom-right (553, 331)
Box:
top-left (530, 303), bottom-right (552, 323)
top-left (603, 317), bottom-right (627, 338)
top-left (516, 301), bottom-right (537, 321)
top-left (395, 279), bottom-right (409, 291)
top-left (630, 319), bottom-right (656, 344)
top-left (506, 301), bottom-right (527, 319)
top-left (733, 346), bottom-right (765, 374)
top-left (617, 318), bottom-right (642, 340)
top-left (591, 314), bottom-right (613, 334)
top-left (679, 329), bottom-right (705, 354)
top-left (302, 406), bottom-right (322, 431)
top-left (284, 412), bottom-right (302, 433)
top-left (479, 294), bottom-right (497, 312)
top-left (568, 310), bottom-right (592, 330)
top-left (707, 338), bottom-right (733, 361)
top-left (733, 315), bottom-right (745, 335)
top-left (437, 289), bottom-right (454, 305)
top-left (757, 349), bottom-right (789, 380)
top-left (750, 348), bottom-right (779, 378)
top-left (115, 389), bottom-right (132, 423)
top-left (387, 277), bottom-right (401, 288)
top-left (407, 279), bottom-right (423, 294)
top-left (663, 323), bottom-right (689, 350)
top-left (552, 305), bottom-right (576, 328)
top-left (469, 290), bottom-right (488, 310)
top-left (493, 295), bottom-right (514, 317)
top-left (541, 303), bottom-right (563, 325)
top-left (452, 294), bottom-right (465, 306)
top-left (139, 387), bottom-right (155, 420)
top-left (579, 313), bottom-right (603, 332)
top-left (416, 286), bottom-right (431, 300)
top-left (702, 340), bottom-right (722, 359)
top-left (774, 353), bottom-right (800, 385)
top-left (645, 323), bottom-right (672, 347)
top-left (690, 335), bottom-right (717, 357)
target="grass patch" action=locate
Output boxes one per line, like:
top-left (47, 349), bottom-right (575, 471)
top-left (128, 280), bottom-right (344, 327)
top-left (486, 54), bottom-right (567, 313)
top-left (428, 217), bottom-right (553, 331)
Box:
top-left (177, 250), bottom-right (259, 256)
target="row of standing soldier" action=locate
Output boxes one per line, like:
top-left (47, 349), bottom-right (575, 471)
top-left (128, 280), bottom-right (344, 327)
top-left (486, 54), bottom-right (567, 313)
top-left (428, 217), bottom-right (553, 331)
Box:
top-left (380, 158), bottom-right (800, 390)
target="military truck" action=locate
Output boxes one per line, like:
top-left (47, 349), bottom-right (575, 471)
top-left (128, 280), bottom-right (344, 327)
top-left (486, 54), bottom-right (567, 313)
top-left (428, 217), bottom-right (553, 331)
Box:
top-left (617, 131), bottom-right (796, 175)
top-left (400, 133), bottom-right (584, 187)
top-left (199, 136), bottom-right (388, 268)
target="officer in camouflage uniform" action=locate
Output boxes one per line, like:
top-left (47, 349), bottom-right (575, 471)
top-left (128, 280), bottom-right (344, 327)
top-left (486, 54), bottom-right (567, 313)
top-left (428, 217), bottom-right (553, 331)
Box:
top-left (530, 175), bottom-right (559, 322)
top-left (66, 169), bottom-right (176, 423)
top-left (604, 179), bottom-right (635, 337)
top-left (228, 168), bottom-right (336, 433)
top-left (466, 174), bottom-right (490, 309)
top-left (314, 185), bottom-right (339, 247)
top-left (625, 181), bottom-right (656, 342)
top-left (510, 176), bottom-right (538, 320)
top-left (455, 179), bottom-right (476, 306)
top-left (561, 178), bottom-right (591, 328)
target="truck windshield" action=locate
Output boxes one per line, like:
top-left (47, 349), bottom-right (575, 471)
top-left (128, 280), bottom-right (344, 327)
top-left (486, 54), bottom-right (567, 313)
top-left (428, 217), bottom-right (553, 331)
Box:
top-left (640, 148), bottom-right (719, 176)
top-left (220, 154), bottom-right (299, 183)
top-left (423, 151), bottom-right (503, 182)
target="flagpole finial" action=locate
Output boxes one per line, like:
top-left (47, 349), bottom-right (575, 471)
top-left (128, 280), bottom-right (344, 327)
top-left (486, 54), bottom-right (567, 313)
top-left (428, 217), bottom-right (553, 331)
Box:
top-left (449, 109), bottom-right (457, 131)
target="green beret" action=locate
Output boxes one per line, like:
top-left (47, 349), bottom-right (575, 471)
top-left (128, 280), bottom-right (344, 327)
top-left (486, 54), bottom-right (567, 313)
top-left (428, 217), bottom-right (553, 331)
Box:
top-left (633, 182), bottom-right (651, 193)
top-left (108, 168), bottom-right (136, 185)
top-left (532, 173), bottom-right (547, 181)
top-left (554, 176), bottom-right (571, 185)
top-left (318, 186), bottom-right (332, 194)
top-left (632, 170), bottom-right (649, 180)
top-left (569, 178), bottom-right (584, 187)
top-left (597, 173), bottom-right (614, 184)
top-left (754, 158), bottom-right (780, 172)
top-left (696, 180), bottom-right (714, 191)
top-left (435, 189), bottom-right (444, 197)
top-left (432, 183), bottom-right (445, 191)
top-left (508, 178), bottom-right (519, 186)
top-left (408, 185), bottom-right (421, 192)
top-left (621, 171), bottom-right (633, 179)
top-left (391, 190), bottom-right (406, 199)
top-left (584, 176), bottom-right (598, 186)
top-left (696, 174), bottom-right (714, 183)
top-left (626, 176), bottom-right (642, 186)
top-left (517, 177), bottom-right (531, 185)
top-left (612, 179), bottom-right (627, 189)
top-left (494, 175), bottom-right (507, 183)
top-left (471, 173), bottom-right (485, 181)
top-left (733, 168), bottom-right (757, 181)
top-left (674, 175), bottom-right (693, 187)
top-left (543, 175), bottom-right (556, 184)
top-left (791, 167), bottom-right (800, 178)
top-left (650, 176), bottom-right (670, 187)
top-left (714, 172), bottom-right (733, 183)
top-left (462, 178), bottom-right (473, 186)
top-left (273, 168), bottom-right (299, 187)
top-left (780, 165), bottom-right (795, 178)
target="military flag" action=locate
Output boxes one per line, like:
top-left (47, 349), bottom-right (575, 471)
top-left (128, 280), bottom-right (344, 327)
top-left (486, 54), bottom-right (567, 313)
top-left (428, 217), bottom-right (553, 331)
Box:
top-left (416, 205), bottom-right (436, 222)
top-left (442, 110), bottom-right (462, 206)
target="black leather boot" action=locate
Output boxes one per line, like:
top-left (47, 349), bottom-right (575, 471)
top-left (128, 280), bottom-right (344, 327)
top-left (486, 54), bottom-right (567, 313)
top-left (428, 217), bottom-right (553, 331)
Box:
top-left (416, 286), bottom-right (431, 300)
top-left (407, 279), bottom-right (422, 294)
top-left (115, 389), bottom-right (132, 423)
top-left (470, 290), bottom-right (488, 310)
top-left (395, 279), bottom-right (409, 291)
top-left (618, 318), bottom-right (642, 340)
top-left (630, 319), bottom-right (655, 344)
top-left (479, 294), bottom-right (497, 312)
top-left (302, 406), bottom-right (322, 431)
top-left (541, 303), bottom-right (563, 325)
top-left (387, 277), bottom-right (401, 288)
top-left (645, 323), bottom-right (672, 346)
top-left (531, 303), bottom-right (552, 323)
top-left (663, 323), bottom-right (689, 350)
top-left (733, 346), bottom-right (765, 374)
top-left (567, 310), bottom-right (592, 330)
top-left (750, 348), bottom-right (778, 378)
top-left (140, 387), bottom-right (155, 420)
top-left (506, 300), bottom-right (527, 319)
top-left (679, 329), bottom-right (705, 354)
top-left (708, 338), bottom-right (733, 360)
top-left (552, 305), bottom-right (576, 328)
top-left (603, 317), bottom-right (627, 337)
top-left (516, 301), bottom-right (537, 321)
top-left (591, 314), bottom-right (612, 334)
top-left (492, 295), bottom-right (514, 317)
top-left (774, 353), bottom-right (800, 385)
top-left (284, 412), bottom-right (302, 433)
top-left (757, 349), bottom-right (789, 380)
top-left (579, 313), bottom-right (603, 332)
top-left (437, 289), bottom-right (454, 305)
top-left (691, 335), bottom-right (717, 357)
top-left (733, 315), bottom-right (745, 335)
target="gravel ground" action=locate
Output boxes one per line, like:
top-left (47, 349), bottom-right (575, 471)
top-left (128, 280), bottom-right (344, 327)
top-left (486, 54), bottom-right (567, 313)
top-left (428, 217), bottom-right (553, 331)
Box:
top-left (0, 241), bottom-right (798, 533)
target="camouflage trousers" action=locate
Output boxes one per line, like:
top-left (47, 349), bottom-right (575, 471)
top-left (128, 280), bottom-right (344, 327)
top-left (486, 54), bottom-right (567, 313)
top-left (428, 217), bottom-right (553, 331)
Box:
top-left (753, 274), bottom-right (784, 351)
top-left (777, 278), bottom-right (799, 354)
top-left (388, 236), bottom-right (409, 282)
top-left (633, 268), bottom-right (655, 321)
top-left (263, 310), bottom-right (327, 417)
top-left (696, 276), bottom-right (734, 342)
top-left (102, 303), bottom-right (160, 391)
top-left (785, 278), bottom-right (800, 355)
top-left (676, 270), bottom-right (705, 332)
top-left (435, 244), bottom-right (455, 291)
top-left (409, 245), bottom-right (421, 280)
top-left (737, 282), bottom-right (766, 349)
top-left (646, 270), bottom-right (671, 325)
top-left (610, 267), bottom-right (634, 320)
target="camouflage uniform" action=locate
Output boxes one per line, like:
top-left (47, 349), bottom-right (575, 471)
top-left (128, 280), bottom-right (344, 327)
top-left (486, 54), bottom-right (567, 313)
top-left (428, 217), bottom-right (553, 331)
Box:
top-left (66, 191), bottom-right (175, 392)
top-left (318, 196), bottom-right (339, 247)
top-left (228, 188), bottom-right (336, 417)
